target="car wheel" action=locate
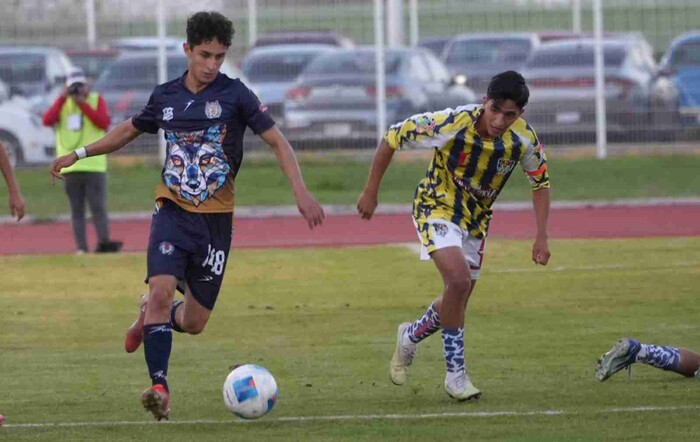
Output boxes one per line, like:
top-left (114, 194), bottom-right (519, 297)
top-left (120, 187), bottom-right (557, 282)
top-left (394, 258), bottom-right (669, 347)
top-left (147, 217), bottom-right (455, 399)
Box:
top-left (0, 131), bottom-right (22, 168)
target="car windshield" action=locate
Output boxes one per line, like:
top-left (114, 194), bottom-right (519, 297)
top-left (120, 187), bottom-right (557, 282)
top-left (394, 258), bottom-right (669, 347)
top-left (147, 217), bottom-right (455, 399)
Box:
top-left (445, 39), bottom-right (532, 65)
top-left (95, 57), bottom-right (188, 90)
top-left (671, 41), bottom-right (700, 66)
top-left (303, 52), bottom-right (402, 75)
top-left (525, 46), bottom-right (626, 68)
top-left (69, 54), bottom-right (118, 79)
top-left (0, 54), bottom-right (46, 84)
top-left (244, 52), bottom-right (321, 82)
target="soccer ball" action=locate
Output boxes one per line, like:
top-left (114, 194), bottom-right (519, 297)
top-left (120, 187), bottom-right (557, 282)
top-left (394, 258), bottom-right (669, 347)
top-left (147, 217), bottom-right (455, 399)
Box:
top-left (223, 364), bottom-right (278, 419)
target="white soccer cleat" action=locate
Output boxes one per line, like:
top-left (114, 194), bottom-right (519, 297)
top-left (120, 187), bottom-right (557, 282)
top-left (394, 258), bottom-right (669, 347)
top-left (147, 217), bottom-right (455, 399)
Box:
top-left (390, 322), bottom-right (417, 385)
top-left (444, 370), bottom-right (481, 401)
top-left (595, 338), bottom-right (640, 382)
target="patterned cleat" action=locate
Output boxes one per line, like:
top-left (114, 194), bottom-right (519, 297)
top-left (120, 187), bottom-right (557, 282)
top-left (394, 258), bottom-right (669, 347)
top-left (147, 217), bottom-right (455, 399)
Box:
top-left (390, 322), bottom-right (417, 385)
top-left (444, 370), bottom-right (481, 401)
top-left (596, 338), bottom-right (640, 382)
top-left (141, 384), bottom-right (170, 421)
top-left (124, 294), bottom-right (148, 353)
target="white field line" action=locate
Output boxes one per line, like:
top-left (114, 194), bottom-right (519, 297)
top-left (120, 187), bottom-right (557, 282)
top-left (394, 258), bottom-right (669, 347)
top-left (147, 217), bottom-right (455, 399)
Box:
top-left (4, 405), bottom-right (700, 429)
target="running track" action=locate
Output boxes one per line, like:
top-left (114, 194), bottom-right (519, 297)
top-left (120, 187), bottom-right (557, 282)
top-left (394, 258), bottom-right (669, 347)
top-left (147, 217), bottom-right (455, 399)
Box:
top-left (1, 203), bottom-right (699, 256)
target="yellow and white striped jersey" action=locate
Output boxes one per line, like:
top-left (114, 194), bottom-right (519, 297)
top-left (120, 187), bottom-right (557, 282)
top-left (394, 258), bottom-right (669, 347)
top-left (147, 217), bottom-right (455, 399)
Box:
top-left (384, 104), bottom-right (549, 239)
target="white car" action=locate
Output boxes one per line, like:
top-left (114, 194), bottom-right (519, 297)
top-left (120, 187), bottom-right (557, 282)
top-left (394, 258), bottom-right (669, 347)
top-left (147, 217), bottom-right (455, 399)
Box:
top-left (0, 81), bottom-right (54, 167)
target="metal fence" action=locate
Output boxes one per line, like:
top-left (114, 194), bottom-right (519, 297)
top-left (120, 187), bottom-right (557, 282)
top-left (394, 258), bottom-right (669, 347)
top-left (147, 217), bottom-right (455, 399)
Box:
top-left (1, 0), bottom-right (698, 165)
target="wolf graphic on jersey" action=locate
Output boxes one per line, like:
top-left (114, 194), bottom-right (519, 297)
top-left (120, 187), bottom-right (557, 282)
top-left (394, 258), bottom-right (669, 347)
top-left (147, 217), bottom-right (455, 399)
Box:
top-left (163, 124), bottom-right (229, 207)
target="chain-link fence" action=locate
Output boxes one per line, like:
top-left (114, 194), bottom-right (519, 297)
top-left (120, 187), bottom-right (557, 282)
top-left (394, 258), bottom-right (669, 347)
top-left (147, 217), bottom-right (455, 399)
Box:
top-left (1, 0), bottom-right (698, 164)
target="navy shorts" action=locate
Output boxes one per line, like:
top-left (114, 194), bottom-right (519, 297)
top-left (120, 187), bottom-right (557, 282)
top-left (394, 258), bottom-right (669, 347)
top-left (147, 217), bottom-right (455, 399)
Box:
top-left (146, 199), bottom-right (233, 310)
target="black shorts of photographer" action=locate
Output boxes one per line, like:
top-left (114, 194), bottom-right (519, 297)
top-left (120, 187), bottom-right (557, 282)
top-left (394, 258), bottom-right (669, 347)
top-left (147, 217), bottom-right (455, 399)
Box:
top-left (42, 69), bottom-right (123, 254)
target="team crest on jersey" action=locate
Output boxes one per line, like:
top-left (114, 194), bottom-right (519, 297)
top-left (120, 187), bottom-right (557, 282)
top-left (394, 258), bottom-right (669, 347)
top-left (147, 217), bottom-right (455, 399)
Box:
top-left (162, 107), bottom-right (174, 122)
top-left (496, 158), bottom-right (515, 175)
top-left (414, 115), bottom-right (436, 134)
top-left (159, 241), bottom-right (175, 255)
top-left (205, 100), bottom-right (222, 119)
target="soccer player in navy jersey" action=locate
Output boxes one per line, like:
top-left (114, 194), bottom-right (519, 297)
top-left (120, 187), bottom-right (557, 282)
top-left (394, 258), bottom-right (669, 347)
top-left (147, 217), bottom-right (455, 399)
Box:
top-left (51, 11), bottom-right (324, 420)
top-left (357, 71), bottom-right (550, 401)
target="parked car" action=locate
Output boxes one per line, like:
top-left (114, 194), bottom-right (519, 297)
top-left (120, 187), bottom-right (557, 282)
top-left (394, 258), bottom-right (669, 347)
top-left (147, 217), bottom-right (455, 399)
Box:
top-left (521, 37), bottom-right (679, 142)
top-left (251, 30), bottom-right (355, 49)
top-left (108, 36), bottom-right (184, 51)
top-left (242, 44), bottom-right (336, 127)
top-left (417, 36), bottom-right (452, 57)
top-left (0, 47), bottom-right (73, 99)
top-left (94, 51), bottom-right (246, 154)
top-left (283, 46), bottom-right (476, 147)
top-left (65, 48), bottom-right (120, 82)
top-left (442, 33), bottom-right (541, 96)
top-left (0, 79), bottom-right (54, 167)
top-left (659, 30), bottom-right (700, 126)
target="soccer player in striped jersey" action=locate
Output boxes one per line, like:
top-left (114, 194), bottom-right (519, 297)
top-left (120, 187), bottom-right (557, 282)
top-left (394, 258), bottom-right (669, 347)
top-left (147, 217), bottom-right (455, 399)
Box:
top-left (357, 71), bottom-right (550, 401)
top-left (596, 338), bottom-right (700, 381)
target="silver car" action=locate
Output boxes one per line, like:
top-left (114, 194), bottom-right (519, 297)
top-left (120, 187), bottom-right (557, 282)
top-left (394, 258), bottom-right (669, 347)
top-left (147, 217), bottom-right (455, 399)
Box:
top-left (521, 36), bottom-right (679, 142)
top-left (242, 44), bottom-right (336, 128)
top-left (284, 46), bottom-right (476, 147)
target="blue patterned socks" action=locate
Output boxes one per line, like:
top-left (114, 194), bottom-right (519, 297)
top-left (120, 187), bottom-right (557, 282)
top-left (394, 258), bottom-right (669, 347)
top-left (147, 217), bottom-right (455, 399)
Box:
top-left (143, 323), bottom-right (173, 391)
top-left (406, 302), bottom-right (441, 344)
top-left (441, 327), bottom-right (465, 373)
top-left (636, 343), bottom-right (681, 371)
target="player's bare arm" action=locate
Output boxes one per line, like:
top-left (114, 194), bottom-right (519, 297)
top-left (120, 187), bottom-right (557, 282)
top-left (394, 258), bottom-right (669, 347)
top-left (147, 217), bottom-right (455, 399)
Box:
top-left (50, 118), bottom-right (143, 182)
top-left (357, 139), bottom-right (395, 220)
top-left (0, 141), bottom-right (25, 221)
top-left (531, 187), bottom-right (551, 265)
top-left (259, 126), bottom-right (325, 229)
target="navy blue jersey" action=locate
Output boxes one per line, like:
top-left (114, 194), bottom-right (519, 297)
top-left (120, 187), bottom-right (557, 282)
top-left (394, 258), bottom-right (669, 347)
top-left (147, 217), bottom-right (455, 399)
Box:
top-left (132, 72), bottom-right (275, 213)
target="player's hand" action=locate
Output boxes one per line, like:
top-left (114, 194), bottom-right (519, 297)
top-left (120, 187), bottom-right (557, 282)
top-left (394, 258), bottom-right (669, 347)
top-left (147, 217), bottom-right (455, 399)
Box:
top-left (50, 153), bottom-right (78, 183)
top-left (9, 190), bottom-right (25, 221)
top-left (356, 190), bottom-right (378, 220)
top-left (532, 235), bottom-right (551, 265)
top-left (295, 189), bottom-right (325, 229)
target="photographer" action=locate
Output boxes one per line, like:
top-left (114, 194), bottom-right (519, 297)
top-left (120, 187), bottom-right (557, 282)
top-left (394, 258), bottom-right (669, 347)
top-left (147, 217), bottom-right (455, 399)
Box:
top-left (42, 68), bottom-right (122, 254)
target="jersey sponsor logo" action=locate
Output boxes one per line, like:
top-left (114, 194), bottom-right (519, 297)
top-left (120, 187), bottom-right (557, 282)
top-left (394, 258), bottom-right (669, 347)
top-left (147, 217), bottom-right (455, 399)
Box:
top-left (184, 100), bottom-right (195, 112)
top-left (163, 124), bottom-right (230, 206)
top-left (163, 107), bottom-right (174, 121)
top-left (414, 115), bottom-right (436, 135)
top-left (159, 241), bottom-right (175, 255)
top-left (198, 275), bottom-right (214, 282)
top-left (453, 176), bottom-right (499, 200)
top-left (205, 100), bottom-right (222, 119)
top-left (496, 158), bottom-right (516, 175)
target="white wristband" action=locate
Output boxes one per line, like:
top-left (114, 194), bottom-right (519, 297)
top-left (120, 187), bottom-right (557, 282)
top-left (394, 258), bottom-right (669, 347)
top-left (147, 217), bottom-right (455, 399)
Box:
top-left (75, 147), bottom-right (88, 159)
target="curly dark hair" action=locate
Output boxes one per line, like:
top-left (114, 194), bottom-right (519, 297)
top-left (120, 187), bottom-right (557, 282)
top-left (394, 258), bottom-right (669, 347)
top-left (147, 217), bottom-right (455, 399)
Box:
top-left (186, 11), bottom-right (234, 48)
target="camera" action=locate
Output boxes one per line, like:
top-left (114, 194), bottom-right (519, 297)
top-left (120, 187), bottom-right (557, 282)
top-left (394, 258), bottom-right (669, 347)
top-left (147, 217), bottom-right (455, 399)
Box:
top-left (68, 83), bottom-right (83, 95)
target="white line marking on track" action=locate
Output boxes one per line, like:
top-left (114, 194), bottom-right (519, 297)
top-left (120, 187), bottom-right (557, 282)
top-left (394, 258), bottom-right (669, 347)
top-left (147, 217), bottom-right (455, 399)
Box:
top-left (5, 405), bottom-right (700, 428)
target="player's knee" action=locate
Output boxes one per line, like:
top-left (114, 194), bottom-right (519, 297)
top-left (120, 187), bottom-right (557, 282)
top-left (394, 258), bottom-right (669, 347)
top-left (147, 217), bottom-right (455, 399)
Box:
top-left (148, 285), bottom-right (174, 313)
top-left (445, 275), bottom-right (471, 298)
top-left (181, 317), bottom-right (206, 335)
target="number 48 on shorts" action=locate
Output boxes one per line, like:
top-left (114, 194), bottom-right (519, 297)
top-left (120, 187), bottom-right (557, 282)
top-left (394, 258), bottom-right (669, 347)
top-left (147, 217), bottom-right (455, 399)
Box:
top-left (202, 244), bottom-right (226, 275)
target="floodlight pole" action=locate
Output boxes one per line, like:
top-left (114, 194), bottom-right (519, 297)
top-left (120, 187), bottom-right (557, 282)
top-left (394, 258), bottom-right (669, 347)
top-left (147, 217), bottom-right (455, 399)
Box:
top-left (157, 0), bottom-right (168, 164)
top-left (248, 0), bottom-right (258, 48)
top-left (85, 0), bottom-right (96, 49)
top-left (572, 0), bottom-right (581, 33)
top-left (593, 0), bottom-right (607, 159)
top-left (374, 0), bottom-right (387, 143)
top-left (409, 0), bottom-right (419, 47)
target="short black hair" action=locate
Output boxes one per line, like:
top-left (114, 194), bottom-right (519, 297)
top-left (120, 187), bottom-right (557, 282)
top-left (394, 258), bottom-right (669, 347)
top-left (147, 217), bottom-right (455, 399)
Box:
top-left (487, 70), bottom-right (529, 109)
top-left (186, 11), bottom-right (234, 48)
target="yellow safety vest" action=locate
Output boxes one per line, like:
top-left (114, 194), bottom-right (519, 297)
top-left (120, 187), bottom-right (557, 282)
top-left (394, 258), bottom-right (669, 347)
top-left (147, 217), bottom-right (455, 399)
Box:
top-left (57, 92), bottom-right (108, 173)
